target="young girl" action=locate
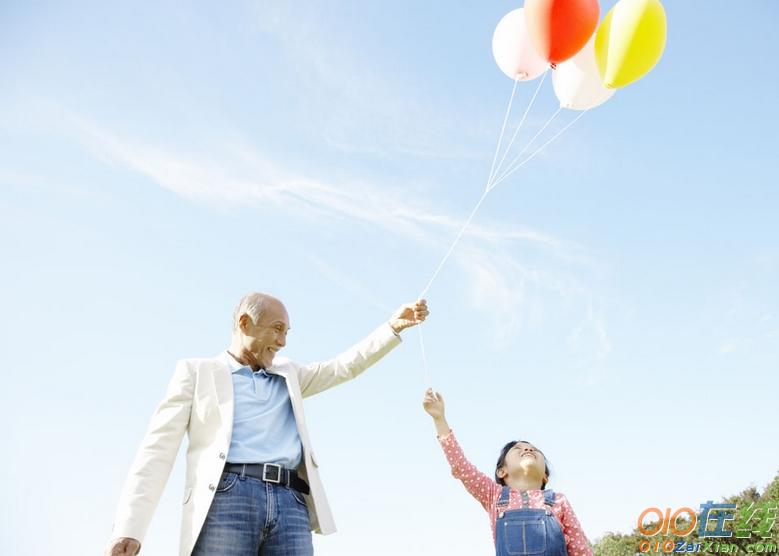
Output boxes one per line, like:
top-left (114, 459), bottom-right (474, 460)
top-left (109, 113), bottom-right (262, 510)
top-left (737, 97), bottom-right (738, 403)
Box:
top-left (423, 388), bottom-right (592, 556)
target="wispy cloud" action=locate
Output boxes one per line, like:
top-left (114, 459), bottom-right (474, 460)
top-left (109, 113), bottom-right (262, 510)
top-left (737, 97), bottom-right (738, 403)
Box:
top-left (450, 242), bottom-right (612, 384)
top-left (719, 329), bottom-right (779, 355)
top-left (63, 110), bottom-right (611, 379)
top-left (304, 253), bottom-right (394, 314)
top-left (565, 302), bottom-right (613, 385)
top-left (247, 0), bottom-right (488, 161)
top-left (717, 277), bottom-right (779, 356)
top-left (70, 114), bottom-right (586, 256)
top-left (456, 247), bottom-right (531, 346)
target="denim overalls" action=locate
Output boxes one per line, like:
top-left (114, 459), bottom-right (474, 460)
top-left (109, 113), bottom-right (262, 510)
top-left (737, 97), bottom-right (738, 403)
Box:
top-left (495, 488), bottom-right (568, 556)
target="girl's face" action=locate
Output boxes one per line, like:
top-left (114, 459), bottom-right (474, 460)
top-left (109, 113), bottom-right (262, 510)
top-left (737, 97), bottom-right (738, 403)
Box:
top-left (499, 442), bottom-right (548, 483)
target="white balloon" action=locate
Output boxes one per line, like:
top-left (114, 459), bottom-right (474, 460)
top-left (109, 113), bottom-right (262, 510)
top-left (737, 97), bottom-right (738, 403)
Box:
top-left (492, 9), bottom-right (548, 81)
top-left (552, 37), bottom-right (615, 110)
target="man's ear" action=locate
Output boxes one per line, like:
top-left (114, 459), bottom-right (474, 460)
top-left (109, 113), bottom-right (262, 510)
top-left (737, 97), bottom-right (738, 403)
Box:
top-left (238, 313), bottom-right (250, 333)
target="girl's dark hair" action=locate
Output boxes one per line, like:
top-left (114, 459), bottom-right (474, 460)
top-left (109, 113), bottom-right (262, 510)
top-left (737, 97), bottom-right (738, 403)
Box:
top-left (494, 440), bottom-right (551, 488)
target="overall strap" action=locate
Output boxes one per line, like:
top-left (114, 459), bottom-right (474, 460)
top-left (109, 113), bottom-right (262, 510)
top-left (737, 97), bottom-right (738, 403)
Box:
top-left (543, 489), bottom-right (556, 507)
top-left (497, 486), bottom-right (511, 507)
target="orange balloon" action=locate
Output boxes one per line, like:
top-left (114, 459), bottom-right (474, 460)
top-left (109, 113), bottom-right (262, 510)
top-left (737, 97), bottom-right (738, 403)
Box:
top-left (524, 0), bottom-right (600, 65)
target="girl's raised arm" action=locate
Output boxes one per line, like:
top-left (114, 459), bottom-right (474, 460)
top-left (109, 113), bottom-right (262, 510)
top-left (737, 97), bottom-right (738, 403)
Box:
top-left (423, 389), bottom-right (501, 512)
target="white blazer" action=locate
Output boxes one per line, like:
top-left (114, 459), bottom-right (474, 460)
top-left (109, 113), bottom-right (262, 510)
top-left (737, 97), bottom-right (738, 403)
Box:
top-left (112, 323), bottom-right (401, 556)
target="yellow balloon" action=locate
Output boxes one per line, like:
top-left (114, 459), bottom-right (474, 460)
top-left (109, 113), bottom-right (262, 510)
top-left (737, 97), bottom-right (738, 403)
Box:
top-left (595, 0), bottom-right (667, 89)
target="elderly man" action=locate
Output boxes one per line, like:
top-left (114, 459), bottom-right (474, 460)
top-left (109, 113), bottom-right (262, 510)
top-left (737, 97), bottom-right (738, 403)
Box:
top-left (107, 292), bottom-right (428, 556)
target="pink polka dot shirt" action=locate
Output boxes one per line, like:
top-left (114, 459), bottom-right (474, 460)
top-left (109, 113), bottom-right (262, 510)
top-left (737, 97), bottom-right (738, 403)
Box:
top-left (439, 431), bottom-right (593, 556)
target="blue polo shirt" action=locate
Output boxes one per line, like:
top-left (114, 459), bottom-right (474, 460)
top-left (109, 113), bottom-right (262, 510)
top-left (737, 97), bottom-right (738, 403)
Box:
top-left (225, 352), bottom-right (302, 468)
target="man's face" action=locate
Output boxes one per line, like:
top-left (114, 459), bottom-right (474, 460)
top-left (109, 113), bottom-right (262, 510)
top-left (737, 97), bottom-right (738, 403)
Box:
top-left (500, 441), bottom-right (547, 483)
top-left (238, 299), bottom-right (290, 369)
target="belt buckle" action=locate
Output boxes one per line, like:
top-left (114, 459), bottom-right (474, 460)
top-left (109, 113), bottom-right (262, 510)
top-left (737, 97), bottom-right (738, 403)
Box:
top-left (262, 463), bottom-right (283, 484)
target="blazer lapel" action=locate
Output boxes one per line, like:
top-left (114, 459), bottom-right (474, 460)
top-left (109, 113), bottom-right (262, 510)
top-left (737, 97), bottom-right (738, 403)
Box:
top-left (211, 353), bottom-right (234, 428)
top-left (267, 365), bottom-right (296, 398)
top-left (267, 363), bottom-right (305, 434)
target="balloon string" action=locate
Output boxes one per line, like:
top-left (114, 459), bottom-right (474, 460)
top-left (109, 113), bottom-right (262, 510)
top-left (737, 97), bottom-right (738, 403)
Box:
top-left (418, 188), bottom-right (489, 301)
top-left (486, 76), bottom-right (521, 189)
top-left (488, 69), bottom-right (548, 190)
top-left (415, 188), bottom-right (488, 386)
top-left (420, 74), bottom-right (538, 301)
top-left (417, 109), bottom-right (587, 385)
top-left (415, 80), bottom-right (558, 385)
top-left (418, 323), bottom-right (431, 389)
top-left (489, 108), bottom-right (590, 192)
top-left (489, 106), bottom-right (562, 191)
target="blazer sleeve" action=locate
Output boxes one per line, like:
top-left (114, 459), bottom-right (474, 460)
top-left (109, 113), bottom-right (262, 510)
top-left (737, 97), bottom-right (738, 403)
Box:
top-left (297, 322), bottom-right (401, 398)
top-left (111, 360), bottom-right (194, 544)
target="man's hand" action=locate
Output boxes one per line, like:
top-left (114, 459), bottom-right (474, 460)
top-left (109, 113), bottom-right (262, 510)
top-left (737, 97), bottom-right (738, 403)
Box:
top-left (388, 299), bottom-right (429, 334)
top-left (106, 537), bottom-right (141, 556)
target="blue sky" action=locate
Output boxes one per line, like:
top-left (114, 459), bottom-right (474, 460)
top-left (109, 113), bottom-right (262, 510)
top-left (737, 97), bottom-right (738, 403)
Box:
top-left (1, 1), bottom-right (778, 554)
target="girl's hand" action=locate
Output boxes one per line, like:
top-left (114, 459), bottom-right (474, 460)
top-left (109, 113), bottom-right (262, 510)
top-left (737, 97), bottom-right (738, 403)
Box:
top-left (423, 388), bottom-right (445, 419)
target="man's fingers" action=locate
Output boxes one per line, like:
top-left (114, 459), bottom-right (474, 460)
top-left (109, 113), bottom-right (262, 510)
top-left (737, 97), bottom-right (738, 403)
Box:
top-left (125, 539), bottom-right (140, 556)
top-left (107, 538), bottom-right (139, 556)
top-left (399, 299), bottom-right (428, 317)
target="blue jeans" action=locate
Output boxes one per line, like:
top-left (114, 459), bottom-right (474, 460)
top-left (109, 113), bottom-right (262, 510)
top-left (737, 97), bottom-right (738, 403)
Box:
top-left (192, 471), bottom-right (314, 556)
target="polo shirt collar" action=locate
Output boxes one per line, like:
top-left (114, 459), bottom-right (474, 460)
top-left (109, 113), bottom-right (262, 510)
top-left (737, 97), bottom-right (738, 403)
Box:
top-left (225, 351), bottom-right (271, 375)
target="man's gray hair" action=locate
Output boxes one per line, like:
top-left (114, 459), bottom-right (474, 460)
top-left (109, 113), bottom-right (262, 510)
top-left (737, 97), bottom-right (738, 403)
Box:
top-left (233, 292), bottom-right (276, 330)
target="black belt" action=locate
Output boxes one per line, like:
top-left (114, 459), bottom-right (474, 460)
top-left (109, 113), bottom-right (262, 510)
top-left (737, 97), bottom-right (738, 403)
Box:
top-left (223, 462), bottom-right (310, 495)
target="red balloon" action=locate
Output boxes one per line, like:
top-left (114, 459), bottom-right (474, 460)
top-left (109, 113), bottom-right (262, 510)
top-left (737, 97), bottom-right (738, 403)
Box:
top-left (524, 0), bottom-right (600, 65)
